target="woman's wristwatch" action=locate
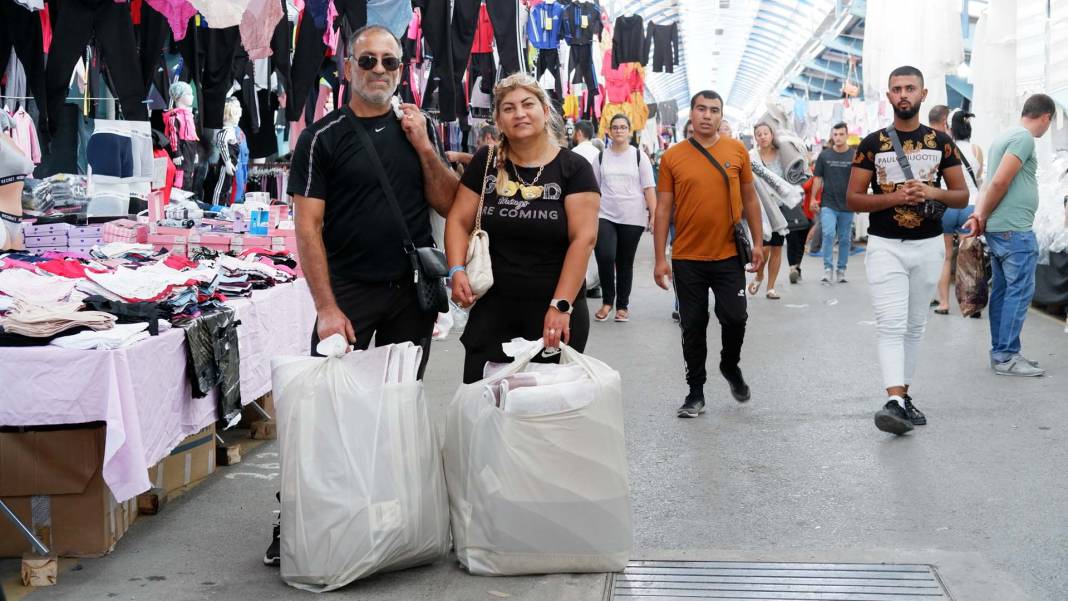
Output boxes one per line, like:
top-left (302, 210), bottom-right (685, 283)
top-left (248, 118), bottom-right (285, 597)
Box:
top-left (549, 298), bottom-right (573, 314)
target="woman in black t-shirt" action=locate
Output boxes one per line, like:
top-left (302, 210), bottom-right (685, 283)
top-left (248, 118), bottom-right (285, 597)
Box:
top-left (445, 73), bottom-right (601, 384)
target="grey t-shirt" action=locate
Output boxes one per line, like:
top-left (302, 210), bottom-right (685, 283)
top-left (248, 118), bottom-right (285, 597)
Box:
top-left (814, 147), bottom-right (856, 211)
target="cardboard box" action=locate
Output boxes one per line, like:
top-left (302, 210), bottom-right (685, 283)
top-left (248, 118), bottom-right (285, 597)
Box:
top-left (0, 425), bottom-right (137, 558)
top-left (24, 235), bottom-right (68, 248)
top-left (22, 222), bottom-right (71, 237)
top-left (145, 424), bottom-right (216, 500)
top-left (68, 236), bottom-right (102, 247)
top-left (102, 219), bottom-right (148, 244)
top-left (69, 225), bottom-right (103, 237)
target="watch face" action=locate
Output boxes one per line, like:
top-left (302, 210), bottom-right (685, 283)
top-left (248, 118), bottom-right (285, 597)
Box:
top-left (556, 300), bottom-right (571, 313)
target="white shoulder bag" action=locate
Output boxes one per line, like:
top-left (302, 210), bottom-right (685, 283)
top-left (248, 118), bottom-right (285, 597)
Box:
top-left (465, 147), bottom-right (495, 297)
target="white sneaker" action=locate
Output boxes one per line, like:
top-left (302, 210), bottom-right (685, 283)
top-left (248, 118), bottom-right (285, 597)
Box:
top-left (993, 357), bottom-right (1046, 377)
top-left (821, 269), bottom-right (832, 283)
top-left (837, 269), bottom-right (848, 283)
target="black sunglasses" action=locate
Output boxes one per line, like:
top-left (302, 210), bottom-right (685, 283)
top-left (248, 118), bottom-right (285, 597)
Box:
top-left (355, 55), bottom-right (402, 72)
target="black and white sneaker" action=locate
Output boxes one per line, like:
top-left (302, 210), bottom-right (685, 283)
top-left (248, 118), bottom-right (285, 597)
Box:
top-left (264, 523), bottom-right (280, 566)
top-left (671, 310), bottom-right (680, 323)
top-left (902, 394), bottom-right (926, 426)
top-left (874, 399), bottom-right (914, 435)
top-left (677, 390), bottom-right (705, 418)
top-left (719, 363), bottom-right (751, 402)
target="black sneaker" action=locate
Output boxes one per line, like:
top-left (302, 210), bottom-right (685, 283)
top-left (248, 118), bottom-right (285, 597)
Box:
top-left (902, 394), bottom-right (926, 426)
top-left (874, 400), bottom-right (914, 435)
top-left (588, 286), bottom-right (602, 299)
top-left (719, 363), bottom-right (751, 402)
top-left (789, 267), bottom-right (800, 284)
top-left (671, 310), bottom-right (680, 323)
top-left (263, 524), bottom-right (280, 566)
top-left (677, 390), bottom-right (705, 418)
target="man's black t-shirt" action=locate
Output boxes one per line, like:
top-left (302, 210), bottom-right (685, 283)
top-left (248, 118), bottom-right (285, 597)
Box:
top-left (460, 145), bottom-right (599, 298)
top-left (852, 125), bottom-right (961, 240)
top-left (287, 108), bottom-right (434, 283)
top-left (813, 147), bottom-right (855, 212)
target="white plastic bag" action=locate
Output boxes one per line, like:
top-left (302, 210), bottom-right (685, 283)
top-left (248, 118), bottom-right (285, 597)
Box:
top-left (273, 337), bottom-right (450, 592)
top-left (443, 339), bottom-right (632, 575)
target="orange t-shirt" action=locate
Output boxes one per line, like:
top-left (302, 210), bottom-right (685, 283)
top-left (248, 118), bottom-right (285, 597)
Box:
top-left (657, 138), bottom-right (754, 261)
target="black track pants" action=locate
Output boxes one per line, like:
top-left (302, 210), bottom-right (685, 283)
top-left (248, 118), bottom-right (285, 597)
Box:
top-left (0, 2), bottom-right (48, 134)
top-left (673, 258), bottom-right (747, 387)
top-left (46, 0), bottom-right (147, 135)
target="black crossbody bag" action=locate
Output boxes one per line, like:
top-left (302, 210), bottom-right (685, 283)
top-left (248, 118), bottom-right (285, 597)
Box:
top-left (885, 126), bottom-right (946, 221)
top-left (687, 138), bottom-right (753, 266)
top-left (344, 107), bottom-right (449, 314)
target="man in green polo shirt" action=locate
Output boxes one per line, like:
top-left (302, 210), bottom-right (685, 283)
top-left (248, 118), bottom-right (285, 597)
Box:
top-left (963, 93), bottom-right (1057, 377)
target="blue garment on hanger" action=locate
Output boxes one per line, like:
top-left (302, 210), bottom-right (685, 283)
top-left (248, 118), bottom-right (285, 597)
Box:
top-left (367, 0), bottom-right (413, 39)
top-left (233, 127), bottom-right (250, 202)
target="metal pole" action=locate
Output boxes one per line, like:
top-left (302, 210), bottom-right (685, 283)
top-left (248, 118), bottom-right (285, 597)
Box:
top-left (0, 500), bottom-right (50, 556)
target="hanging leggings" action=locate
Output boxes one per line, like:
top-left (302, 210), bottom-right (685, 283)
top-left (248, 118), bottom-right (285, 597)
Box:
top-left (594, 219), bottom-right (644, 310)
top-left (180, 25), bottom-right (241, 129)
top-left (286, 12), bottom-right (327, 122)
top-left (0, 2), bottom-right (48, 134)
top-left (46, 0), bottom-right (148, 136)
top-left (417, 0), bottom-right (454, 118)
top-left (569, 43), bottom-right (598, 117)
top-left (434, 0), bottom-right (523, 122)
top-left (535, 48), bottom-right (562, 99)
top-left (136, 0), bottom-right (172, 98)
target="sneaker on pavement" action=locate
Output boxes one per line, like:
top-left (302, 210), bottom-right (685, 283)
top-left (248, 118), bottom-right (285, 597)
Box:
top-left (874, 399), bottom-right (914, 435)
top-left (588, 286), bottom-right (602, 299)
top-left (789, 267), bottom-right (800, 284)
top-left (902, 394), bottom-right (926, 426)
top-left (993, 357), bottom-right (1046, 377)
top-left (990, 354), bottom-right (1040, 368)
top-left (677, 390), bottom-right (706, 418)
top-left (671, 310), bottom-right (680, 323)
top-left (264, 523), bottom-right (280, 566)
top-left (719, 363), bottom-right (751, 402)
top-left (836, 269), bottom-right (848, 283)
top-left (821, 269), bottom-right (832, 283)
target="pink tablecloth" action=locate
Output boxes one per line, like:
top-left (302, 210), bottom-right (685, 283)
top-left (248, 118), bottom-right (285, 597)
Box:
top-left (0, 279), bottom-right (314, 502)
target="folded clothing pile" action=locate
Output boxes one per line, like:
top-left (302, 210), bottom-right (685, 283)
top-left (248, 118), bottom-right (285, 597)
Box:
top-left (0, 300), bottom-right (116, 337)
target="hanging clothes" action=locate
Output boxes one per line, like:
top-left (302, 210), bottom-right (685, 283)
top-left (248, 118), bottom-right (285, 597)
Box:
top-left (611, 14), bottom-right (644, 68)
top-left (240, 0), bottom-right (285, 59)
top-left (187, 0), bottom-right (250, 29)
top-left (7, 108), bottom-right (41, 165)
top-left (644, 21), bottom-right (678, 73)
top-left (180, 22), bottom-right (242, 128)
top-left (45, 0), bottom-right (148, 136)
top-left (144, 0), bottom-right (198, 40)
top-left (164, 106), bottom-right (199, 190)
top-left (562, 1), bottom-right (602, 45)
top-left (1, 1), bottom-right (48, 134)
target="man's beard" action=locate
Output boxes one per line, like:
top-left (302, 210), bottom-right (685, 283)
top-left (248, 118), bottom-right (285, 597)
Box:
top-left (893, 102), bottom-right (920, 120)
top-left (355, 81), bottom-right (395, 106)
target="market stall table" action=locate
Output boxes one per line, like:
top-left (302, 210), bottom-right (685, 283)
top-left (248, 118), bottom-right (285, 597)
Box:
top-left (0, 279), bottom-right (314, 504)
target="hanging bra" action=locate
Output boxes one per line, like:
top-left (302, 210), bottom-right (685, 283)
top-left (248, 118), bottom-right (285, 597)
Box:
top-left (0, 140), bottom-right (34, 186)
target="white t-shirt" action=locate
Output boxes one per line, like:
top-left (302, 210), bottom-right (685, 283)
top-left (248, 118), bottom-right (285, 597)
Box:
top-left (592, 145), bottom-right (655, 227)
top-left (572, 140), bottom-right (600, 165)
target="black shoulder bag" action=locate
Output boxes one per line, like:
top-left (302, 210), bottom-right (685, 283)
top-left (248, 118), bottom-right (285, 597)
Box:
top-left (344, 108), bottom-right (449, 314)
top-left (686, 138), bottom-right (753, 266)
top-left (885, 126), bottom-right (946, 221)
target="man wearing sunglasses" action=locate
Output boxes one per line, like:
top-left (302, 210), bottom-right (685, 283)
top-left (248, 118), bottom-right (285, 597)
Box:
top-left (268, 24), bottom-right (459, 566)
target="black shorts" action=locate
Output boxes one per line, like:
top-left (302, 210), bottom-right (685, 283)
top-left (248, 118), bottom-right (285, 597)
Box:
top-left (767, 232), bottom-right (785, 247)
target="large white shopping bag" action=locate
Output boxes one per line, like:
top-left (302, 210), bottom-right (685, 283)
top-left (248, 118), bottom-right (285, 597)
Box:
top-left (443, 339), bottom-right (632, 575)
top-left (273, 336), bottom-right (450, 592)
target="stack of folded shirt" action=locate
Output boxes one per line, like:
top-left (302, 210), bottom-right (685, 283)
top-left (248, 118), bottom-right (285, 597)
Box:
top-left (50, 322), bottom-right (151, 350)
top-left (0, 300), bottom-right (116, 337)
top-left (0, 269), bottom-right (80, 304)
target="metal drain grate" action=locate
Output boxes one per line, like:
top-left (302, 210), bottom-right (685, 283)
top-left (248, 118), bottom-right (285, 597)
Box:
top-left (606, 560), bottom-right (952, 600)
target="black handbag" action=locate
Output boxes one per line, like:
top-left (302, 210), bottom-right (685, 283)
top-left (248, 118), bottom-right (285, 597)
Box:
top-left (687, 138), bottom-right (753, 266)
top-left (344, 107), bottom-right (449, 314)
top-left (885, 126), bottom-right (946, 221)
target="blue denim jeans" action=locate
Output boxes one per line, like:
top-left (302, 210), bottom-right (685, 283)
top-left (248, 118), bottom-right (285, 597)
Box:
top-left (821, 207), bottom-right (854, 271)
top-left (987, 230), bottom-right (1039, 363)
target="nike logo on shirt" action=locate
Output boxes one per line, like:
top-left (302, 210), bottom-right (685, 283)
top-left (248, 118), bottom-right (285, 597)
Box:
top-left (374, 126), bottom-right (386, 133)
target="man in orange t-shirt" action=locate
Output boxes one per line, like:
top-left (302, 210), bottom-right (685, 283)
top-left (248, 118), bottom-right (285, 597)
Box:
top-left (654, 90), bottom-right (765, 418)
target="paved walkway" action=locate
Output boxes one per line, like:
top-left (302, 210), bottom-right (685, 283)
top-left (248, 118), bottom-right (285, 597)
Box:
top-left (4, 240), bottom-right (1065, 600)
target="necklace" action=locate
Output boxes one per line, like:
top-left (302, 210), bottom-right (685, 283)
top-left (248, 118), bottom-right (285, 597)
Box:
top-left (510, 161), bottom-right (546, 200)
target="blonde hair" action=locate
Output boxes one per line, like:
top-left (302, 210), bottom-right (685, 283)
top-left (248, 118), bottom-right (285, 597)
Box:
top-left (491, 73), bottom-right (565, 195)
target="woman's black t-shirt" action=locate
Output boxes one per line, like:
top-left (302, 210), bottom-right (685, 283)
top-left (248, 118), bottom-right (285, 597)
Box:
top-left (460, 145), bottom-right (600, 298)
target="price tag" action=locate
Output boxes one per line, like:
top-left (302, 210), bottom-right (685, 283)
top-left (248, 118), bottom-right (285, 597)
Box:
top-left (544, 15), bottom-right (553, 30)
top-left (581, 15), bottom-right (588, 28)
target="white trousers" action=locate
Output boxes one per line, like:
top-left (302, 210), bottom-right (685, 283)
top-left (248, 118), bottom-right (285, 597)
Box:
top-left (864, 235), bottom-right (945, 389)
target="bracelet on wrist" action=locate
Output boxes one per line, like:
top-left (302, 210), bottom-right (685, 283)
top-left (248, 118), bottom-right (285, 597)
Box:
top-left (448, 265), bottom-right (466, 278)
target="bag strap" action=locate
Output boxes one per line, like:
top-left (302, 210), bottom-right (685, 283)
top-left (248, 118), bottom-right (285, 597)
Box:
top-left (686, 137), bottom-right (736, 223)
top-left (342, 106), bottom-right (415, 252)
top-left (884, 126), bottom-right (915, 181)
top-left (474, 146), bottom-right (494, 232)
top-left (958, 144), bottom-right (979, 189)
